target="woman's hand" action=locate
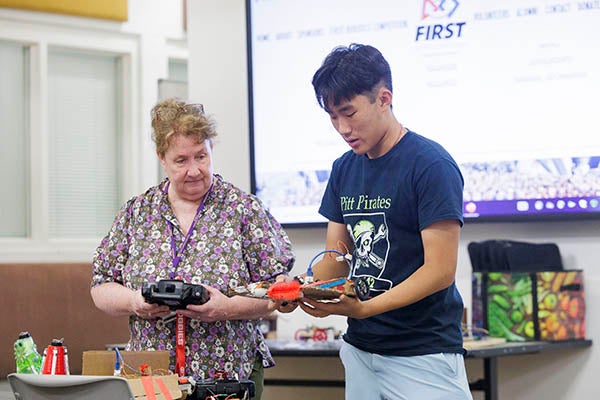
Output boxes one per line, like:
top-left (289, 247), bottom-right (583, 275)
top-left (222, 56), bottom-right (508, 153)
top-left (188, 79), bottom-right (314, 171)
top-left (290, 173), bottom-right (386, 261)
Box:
top-left (130, 289), bottom-right (171, 319)
top-left (179, 284), bottom-right (285, 321)
top-left (177, 285), bottom-right (235, 322)
top-left (90, 282), bottom-right (170, 319)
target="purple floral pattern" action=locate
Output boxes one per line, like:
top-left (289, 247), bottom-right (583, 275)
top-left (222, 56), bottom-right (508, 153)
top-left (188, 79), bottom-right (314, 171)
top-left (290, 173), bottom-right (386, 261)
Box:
top-left (92, 174), bottom-right (294, 380)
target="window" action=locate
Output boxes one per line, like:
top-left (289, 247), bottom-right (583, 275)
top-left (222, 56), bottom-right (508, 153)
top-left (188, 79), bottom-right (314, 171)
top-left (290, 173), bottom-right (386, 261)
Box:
top-left (0, 16), bottom-right (140, 260)
top-left (168, 58), bottom-right (188, 82)
top-left (47, 49), bottom-right (121, 238)
top-left (0, 41), bottom-right (29, 237)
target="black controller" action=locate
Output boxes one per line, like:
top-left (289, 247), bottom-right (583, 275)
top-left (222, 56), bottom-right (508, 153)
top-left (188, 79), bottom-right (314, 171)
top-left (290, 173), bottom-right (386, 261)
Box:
top-left (141, 279), bottom-right (209, 310)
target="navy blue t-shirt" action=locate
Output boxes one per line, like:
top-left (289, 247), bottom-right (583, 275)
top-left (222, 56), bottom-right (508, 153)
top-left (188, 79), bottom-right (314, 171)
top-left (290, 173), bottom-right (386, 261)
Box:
top-left (319, 131), bottom-right (465, 356)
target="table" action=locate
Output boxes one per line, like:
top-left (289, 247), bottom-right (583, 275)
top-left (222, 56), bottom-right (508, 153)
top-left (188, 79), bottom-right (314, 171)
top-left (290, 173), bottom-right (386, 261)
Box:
top-left (465, 339), bottom-right (592, 400)
top-left (265, 338), bottom-right (592, 400)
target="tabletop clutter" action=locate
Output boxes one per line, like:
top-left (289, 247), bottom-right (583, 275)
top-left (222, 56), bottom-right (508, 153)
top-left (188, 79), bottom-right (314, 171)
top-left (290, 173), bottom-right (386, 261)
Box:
top-left (14, 332), bottom-right (69, 375)
top-left (12, 331), bottom-right (256, 399)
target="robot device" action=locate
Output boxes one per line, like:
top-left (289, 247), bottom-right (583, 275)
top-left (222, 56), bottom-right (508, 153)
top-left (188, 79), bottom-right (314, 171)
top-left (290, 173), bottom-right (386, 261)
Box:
top-left (192, 379), bottom-right (255, 400)
top-left (229, 246), bottom-right (371, 302)
top-left (229, 276), bottom-right (370, 302)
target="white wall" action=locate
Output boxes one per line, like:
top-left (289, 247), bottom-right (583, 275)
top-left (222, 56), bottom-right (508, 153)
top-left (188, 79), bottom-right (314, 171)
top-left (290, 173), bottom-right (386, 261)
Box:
top-left (187, 1), bottom-right (600, 398)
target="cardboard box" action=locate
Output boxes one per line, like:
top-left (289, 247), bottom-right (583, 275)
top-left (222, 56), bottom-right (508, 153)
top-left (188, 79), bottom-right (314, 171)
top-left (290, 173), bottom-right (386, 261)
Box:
top-left (127, 374), bottom-right (182, 400)
top-left (82, 350), bottom-right (182, 400)
top-left (82, 350), bottom-right (170, 376)
top-left (472, 270), bottom-right (585, 341)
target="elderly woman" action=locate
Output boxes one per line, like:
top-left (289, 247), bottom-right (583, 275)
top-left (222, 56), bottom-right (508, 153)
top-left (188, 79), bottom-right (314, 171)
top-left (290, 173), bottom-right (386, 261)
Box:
top-left (91, 98), bottom-right (295, 398)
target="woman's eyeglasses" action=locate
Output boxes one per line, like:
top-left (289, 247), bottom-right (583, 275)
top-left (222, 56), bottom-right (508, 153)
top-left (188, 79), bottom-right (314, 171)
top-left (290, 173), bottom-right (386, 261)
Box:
top-left (179, 103), bottom-right (204, 114)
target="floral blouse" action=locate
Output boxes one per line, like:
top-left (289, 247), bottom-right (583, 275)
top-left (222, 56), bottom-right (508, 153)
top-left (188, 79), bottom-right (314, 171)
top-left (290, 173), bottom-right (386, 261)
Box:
top-left (92, 174), bottom-right (295, 380)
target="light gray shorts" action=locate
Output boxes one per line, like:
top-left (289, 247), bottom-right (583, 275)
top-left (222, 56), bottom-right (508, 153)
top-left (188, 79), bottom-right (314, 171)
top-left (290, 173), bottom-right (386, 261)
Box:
top-left (340, 341), bottom-right (473, 400)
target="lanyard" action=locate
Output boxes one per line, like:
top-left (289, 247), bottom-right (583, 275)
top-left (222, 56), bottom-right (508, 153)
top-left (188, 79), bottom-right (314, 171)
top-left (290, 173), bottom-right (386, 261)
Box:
top-left (175, 313), bottom-right (187, 377)
top-left (162, 180), bottom-right (212, 378)
top-left (163, 181), bottom-right (212, 276)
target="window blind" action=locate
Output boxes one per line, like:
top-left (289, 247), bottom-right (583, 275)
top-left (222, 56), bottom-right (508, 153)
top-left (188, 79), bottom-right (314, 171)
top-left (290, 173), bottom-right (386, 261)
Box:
top-left (0, 41), bottom-right (29, 237)
top-left (47, 49), bottom-right (121, 238)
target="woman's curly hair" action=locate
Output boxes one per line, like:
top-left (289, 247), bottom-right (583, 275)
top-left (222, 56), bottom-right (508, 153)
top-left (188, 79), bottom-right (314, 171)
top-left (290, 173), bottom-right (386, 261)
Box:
top-left (151, 98), bottom-right (217, 157)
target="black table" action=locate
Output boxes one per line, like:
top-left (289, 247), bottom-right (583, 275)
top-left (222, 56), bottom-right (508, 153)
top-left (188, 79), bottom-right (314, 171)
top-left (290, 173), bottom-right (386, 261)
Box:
top-left (465, 339), bottom-right (592, 400)
top-left (265, 338), bottom-right (592, 400)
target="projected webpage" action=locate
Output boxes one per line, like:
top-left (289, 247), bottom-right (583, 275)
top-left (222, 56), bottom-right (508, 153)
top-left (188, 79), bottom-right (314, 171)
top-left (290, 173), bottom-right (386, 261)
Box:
top-left (249, 0), bottom-right (600, 224)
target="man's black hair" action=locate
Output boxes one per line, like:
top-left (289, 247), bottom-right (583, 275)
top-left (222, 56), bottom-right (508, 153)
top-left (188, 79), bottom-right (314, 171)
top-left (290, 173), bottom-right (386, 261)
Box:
top-left (311, 43), bottom-right (393, 111)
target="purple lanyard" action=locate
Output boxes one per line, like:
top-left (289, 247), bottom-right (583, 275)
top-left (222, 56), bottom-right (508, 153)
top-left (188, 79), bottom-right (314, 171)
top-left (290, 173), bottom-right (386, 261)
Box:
top-left (163, 181), bottom-right (212, 276)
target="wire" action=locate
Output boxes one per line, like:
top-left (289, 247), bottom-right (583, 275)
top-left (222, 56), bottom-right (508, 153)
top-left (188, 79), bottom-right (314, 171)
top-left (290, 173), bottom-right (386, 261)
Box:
top-left (114, 348), bottom-right (121, 376)
top-left (114, 348), bottom-right (138, 377)
top-left (114, 348), bottom-right (171, 378)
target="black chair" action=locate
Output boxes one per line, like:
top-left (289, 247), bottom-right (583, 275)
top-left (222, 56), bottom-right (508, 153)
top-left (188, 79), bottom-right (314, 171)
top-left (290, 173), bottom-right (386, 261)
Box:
top-left (468, 239), bottom-right (563, 272)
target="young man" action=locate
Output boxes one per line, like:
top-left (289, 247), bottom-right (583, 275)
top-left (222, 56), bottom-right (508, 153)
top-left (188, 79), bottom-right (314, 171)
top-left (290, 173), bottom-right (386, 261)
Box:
top-left (298, 44), bottom-right (472, 399)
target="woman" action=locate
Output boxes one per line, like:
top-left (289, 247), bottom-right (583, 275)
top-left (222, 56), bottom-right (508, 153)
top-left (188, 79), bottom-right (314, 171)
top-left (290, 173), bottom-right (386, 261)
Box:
top-left (91, 98), bottom-right (295, 398)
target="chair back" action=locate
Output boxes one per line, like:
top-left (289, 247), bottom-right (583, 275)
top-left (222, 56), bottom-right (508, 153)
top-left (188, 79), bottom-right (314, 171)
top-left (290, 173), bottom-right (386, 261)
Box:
top-left (7, 373), bottom-right (134, 400)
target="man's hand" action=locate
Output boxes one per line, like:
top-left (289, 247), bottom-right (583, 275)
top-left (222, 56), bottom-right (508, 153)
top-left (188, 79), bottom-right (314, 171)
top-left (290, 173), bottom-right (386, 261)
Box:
top-left (298, 294), bottom-right (369, 319)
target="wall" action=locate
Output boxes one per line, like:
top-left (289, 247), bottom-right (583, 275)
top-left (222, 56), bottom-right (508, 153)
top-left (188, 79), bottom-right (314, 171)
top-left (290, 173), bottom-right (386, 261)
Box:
top-left (187, 1), bottom-right (599, 398)
top-left (0, 263), bottom-right (130, 376)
